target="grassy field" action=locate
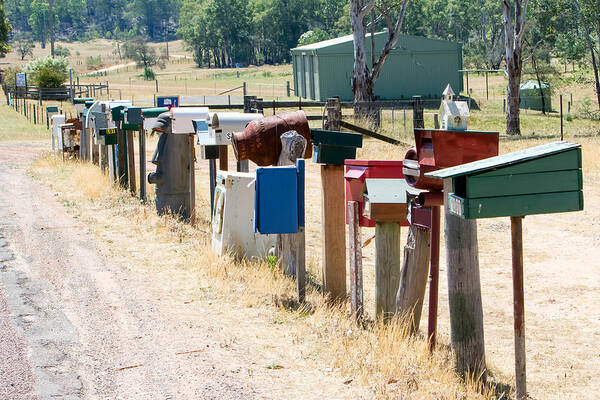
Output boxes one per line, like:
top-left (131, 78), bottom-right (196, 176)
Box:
top-left (2, 40), bottom-right (600, 398)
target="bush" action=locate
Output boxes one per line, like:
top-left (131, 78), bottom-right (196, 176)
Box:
top-left (85, 55), bottom-right (103, 70)
top-left (54, 45), bottom-right (70, 57)
top-left (2, 66), bottom-right (23, 86)
top-left (36, 65), bottom-right (66, 88)
top-left (24, 56), bottom-right (68, 87)
top-left (143, 67), bottom-right (155, 81)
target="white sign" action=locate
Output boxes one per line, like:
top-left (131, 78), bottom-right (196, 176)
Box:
top-left (16, 73), bottom-right (26, 88)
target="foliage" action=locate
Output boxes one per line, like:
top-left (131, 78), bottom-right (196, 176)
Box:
top-left (2, 65), bottom-right (22, 86)
top-left (123, 37), bottom-right (163, 69)
top-left (297, 29), bottom-right (329, 47)
top-left (142, 66), bottom-right (155, 80)
top-left (54, 43), bottom-right (70, 57)
top-left (35, 64), bottom-right (66, 87)
top-left (24, 55), bottom-right (68, 86)
top-left (85, 55), bottom-right (103, 70)
top-left (0, 0), bottom-right (11, 56)
top-left (12, 31), bottom-right (34, 60)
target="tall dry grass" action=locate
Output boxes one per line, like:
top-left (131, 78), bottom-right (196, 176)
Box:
top-left (30, 154), bottom-right (504, 399)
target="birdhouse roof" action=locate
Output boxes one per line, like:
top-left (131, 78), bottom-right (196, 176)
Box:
top-left (442, 84), bottom-right (455, 96)
top-left (441, 100), bottom-right (470, 117)
top-left (425, 141), bottom-right (580, 179)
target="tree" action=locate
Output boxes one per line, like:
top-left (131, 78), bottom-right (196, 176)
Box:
top-left (350, 0), bottom-right (410, 115)
top-left (502, 0), bottom-right (529, 136)
top-left (13, 32), bottom-right (35, 59)
top-left (0, 0), bottom-right (11, 57)
top-left (123, 37), bottom-right (162, 69)
top-left (574, 0), bottom-right (600, 113)
top-left (297, 29), bottom-right (329, 46)
top-left (28, 0), bottom-right (58, 49)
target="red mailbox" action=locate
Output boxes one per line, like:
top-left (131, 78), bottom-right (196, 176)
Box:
top-left (403, 129), bottom-right (499, 190)
top-left (344, 160), bottom-right (409, 227)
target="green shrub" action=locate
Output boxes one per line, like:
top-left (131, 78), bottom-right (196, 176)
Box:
top-left (24, 56), bottom-right (68, 87)
top-left (36, 65), bottom-right (66, 88)
top-left (565, 112), bottom-right (574, 122)
top-left (85, 55), bottom-right (103, 70)
top-left (143, 67), bottom-right (155, 80)
top-left (54, 45), bottom-right (70, 57)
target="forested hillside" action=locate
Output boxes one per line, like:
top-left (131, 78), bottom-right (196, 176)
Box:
top-left (1, 0), bottom-right (597, 71)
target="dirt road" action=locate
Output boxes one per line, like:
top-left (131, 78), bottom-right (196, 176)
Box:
top-left (0, 143), bottom-right (362, 399)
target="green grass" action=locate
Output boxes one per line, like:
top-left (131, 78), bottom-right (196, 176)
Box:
top-left (0, 103), bottom-right (51, 142)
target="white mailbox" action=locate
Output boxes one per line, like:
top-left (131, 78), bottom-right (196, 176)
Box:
top-left (51, 114), bottom-right (66, 151)
top-left (212, 170), bottom-right (276, 259)
top-left (171, 107), bottom-right (209, 134)
top-left (198, 112), bottom-right (263, 146)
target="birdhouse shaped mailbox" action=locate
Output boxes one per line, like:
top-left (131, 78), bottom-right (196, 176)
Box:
top-left (142, 107), bottom-right (169, 130)
top-left (255, 160), bottom-right (305, 234)
top-left (344, 160), bottom-right (409, 227)
top-left (311, 129), bottom-right (363, 165)
top-left (170, 107), bottom-right (209, 134)
top-left (362, 179), bottom-right (412, 222)
top-left (439, 84), bottom-right (469, 131)
top-left (426, 142), bottom-right (583, 219)
top-left (403, 128), bottom-right (499, 190)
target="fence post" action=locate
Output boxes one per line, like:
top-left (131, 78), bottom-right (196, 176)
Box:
top-left (243, 81), bottom-right (247, 96)
top-left (348, 201), bottom-right (363, 320)
top-left (412, 96), bottom-right (424, 129)
top-left (286, 81), bottom-right (290, 97)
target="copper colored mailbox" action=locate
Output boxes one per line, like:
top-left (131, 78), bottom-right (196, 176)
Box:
top-left (344, 160), bottom-right (409, 227)
top-left (403, 129), bottom-right (499, 190)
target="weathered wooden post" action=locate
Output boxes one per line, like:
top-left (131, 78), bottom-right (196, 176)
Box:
top-left (412, 96), bottom-right (424, 129)
top-left (126, 130), bottom-right (137, 195)
top-left (511, 215), bottom-right (526, 400)
top-left (363, 179), bottom-right (411, 322)
top-left (347, 201), bottom-right (363, 319)
top-left (395, 203), bottom-right (431, 333)
top-left (312, 123), bottom-right (362, 302)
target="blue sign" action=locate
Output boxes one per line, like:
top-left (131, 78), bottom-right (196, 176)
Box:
top-left (15, 73), bottom-right (27, 88)
top-left (156, 96), bottom-right (179, 108)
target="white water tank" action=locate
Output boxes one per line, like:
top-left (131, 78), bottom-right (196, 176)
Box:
top-left (212, 170), bottom-right (276, 259)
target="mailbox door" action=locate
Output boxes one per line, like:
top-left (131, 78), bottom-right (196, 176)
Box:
top-left (255, 167), bottom-right (298, 234)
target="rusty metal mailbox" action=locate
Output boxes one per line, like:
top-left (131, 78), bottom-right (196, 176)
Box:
top-left (344, 160), bottom-right (409, 227)
top-left (403, 128), bottom-right (499, 190)
top-left (427, 141), bottom-right (583, 219)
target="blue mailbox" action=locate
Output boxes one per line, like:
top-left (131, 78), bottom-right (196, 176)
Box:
top-left (255, 160), bottom-right (305, 234)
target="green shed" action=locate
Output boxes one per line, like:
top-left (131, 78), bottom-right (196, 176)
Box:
top-left (519, 80), bottom-right (552, 112)
top-left (290, 31), bottom-right (463, 101)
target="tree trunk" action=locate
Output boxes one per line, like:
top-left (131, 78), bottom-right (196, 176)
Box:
top-left (350, 0), bottom-right (374, 115)
top-left (531, 53), bottom-right (546, 115)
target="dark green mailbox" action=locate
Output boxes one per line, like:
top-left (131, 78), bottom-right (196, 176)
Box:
top-left (311, 129), bottom-right (362, 165)
top-left (426, 141), bottom-right (583, 219)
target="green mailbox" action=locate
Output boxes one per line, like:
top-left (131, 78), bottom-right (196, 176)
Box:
top-left (73, 97), bottom-right (93, 105)
top-left (111, 105), bottom-right (126, 122)
top-left (98, 128), bottom-right (118, 145)
top-left (142, 107), bottom-right (169, 118)
top-left (311, 129), bottom-right (363, 165)
top-left (426, 141), bottom-right (583, 219)
top-left (46, 106), bottom-right (59, 113)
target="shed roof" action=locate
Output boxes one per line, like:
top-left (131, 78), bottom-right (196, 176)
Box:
top-left (291, 31), bottom-right (459, 54)
top-left (426, 141), bottom-right (580, 179)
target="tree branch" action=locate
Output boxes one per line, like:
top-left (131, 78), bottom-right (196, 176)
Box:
top-left (370, 0), bottom-right (410, 82)
top-left (359, 0), bottom-right (377, 20)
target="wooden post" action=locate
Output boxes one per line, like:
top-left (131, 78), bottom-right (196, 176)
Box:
top-left (486, 71), bottom-right (489, 100)
top-left (326, 97), bottom-right (341, 131)
top-left (511, 215), bottom-right (527, 400)
top-left (296, 226), bottom-right (306, 303)
top-left (117, 125), bottom-right (127, 187)
top-left (428, 205), bottom-right (441, 350)
top-left (100, 144), bottom-right (108, 174)
top-left (443, 179), bottom-right (486, 376)
top-left (139, 128), bottom-right (146, 202)
top-left (433, 113), bottom-right (440, 129)
top-left (320, 164), bottom-right (346, 301)
top-left (126, 131), bottom-right (136, 195)
top-left (348, 201), bottom-right (363, 319)
top-left (92, 141), bottom-right (99, 165)
top-left (189, 135), bottom-right (196, 226)
top-left (219, 145), bottom-right (228, 171)
top-left (209, 159), bottom-right (217, 215)
top-left (560, 95), bottom-right (564, 141)
top-left (412, 96), bottom-right (424, 129)
top-left (395, 221), bottom-right (431, 332)
top-left (375, 222), bottom-right (401, 322)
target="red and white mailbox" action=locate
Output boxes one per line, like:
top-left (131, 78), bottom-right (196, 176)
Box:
top-left (344, 160), bottom-right (409, 227)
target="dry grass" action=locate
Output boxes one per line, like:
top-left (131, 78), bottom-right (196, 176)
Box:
top-left (30, 154), bottom-right (502, 399)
